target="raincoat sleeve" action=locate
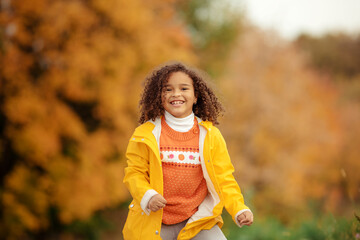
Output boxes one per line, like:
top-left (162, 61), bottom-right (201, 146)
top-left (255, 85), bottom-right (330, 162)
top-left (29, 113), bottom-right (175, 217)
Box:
top-left (123, 137), bottom-right (153, 207)
top-left (211, 128), bottom-right (251, 224)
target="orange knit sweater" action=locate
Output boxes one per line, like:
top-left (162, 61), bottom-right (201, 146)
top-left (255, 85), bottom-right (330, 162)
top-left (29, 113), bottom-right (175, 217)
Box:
top-left (160, 117), bottom-right (208, 225)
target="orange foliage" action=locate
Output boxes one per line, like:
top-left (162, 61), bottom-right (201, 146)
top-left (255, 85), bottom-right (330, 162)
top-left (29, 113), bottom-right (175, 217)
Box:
top-left (0, 0), bottom-right (196, 237)
top-left (220, 27), bottom-right (346, 221)
top-left (2, 0), bottom-right (359, 236)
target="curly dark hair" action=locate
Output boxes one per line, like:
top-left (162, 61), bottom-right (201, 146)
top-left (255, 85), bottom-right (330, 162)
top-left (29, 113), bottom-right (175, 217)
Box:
top-left (139, 62), bottom-right (224, 124)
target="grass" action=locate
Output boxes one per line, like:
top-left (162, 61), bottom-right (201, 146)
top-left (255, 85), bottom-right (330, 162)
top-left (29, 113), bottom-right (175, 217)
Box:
top-left (222, 211), bottom-right (360, 240)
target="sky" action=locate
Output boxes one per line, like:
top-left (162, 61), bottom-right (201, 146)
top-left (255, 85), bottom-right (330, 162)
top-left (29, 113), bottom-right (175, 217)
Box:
top-left (232, 0), bottom-right (360, 40)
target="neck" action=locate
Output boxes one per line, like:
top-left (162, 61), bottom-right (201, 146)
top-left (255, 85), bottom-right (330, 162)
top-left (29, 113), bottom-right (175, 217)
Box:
top-left (164, 111), bottom-right (194, 132)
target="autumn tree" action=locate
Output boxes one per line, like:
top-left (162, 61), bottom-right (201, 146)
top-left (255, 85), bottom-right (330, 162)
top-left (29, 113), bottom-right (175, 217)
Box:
top-left (295, 33), bottom-right (360, 79)
top-left (0, 0), bottom-right (196, 238)
top-left (176, 0), bottom-right (243, 77)
top-left (295, 32), bottom-right (360, 212)
top-left (220, 26), bottom-right (347, 222)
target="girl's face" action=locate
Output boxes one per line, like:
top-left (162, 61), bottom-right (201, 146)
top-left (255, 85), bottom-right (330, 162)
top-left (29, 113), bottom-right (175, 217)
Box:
top-left (162, 71), bottom-right (197, 118)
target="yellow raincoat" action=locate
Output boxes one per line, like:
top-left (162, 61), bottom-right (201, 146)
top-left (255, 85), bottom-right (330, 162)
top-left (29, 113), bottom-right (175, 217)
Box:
top-left (123, 117), bottom-right (250, 240)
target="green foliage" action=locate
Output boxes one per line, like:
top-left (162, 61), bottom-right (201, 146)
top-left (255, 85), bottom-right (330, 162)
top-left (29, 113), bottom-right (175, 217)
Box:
top-left (222, 212), bottom-right (358, 240)
top-left (176, 0), bottom-right (243, 76)
top-left (63, 213), bottom-right (112, 240)
top-left (295, 33), bottom-right (360, 78)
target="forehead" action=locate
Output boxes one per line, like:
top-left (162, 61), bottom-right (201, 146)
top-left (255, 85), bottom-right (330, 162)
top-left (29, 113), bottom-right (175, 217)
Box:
top-left (165, 71), bottom-right (193, 85)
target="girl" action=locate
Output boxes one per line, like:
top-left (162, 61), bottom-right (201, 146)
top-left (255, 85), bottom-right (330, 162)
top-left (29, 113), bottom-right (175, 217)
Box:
top-left (123, 62), bottom-right (253, 240)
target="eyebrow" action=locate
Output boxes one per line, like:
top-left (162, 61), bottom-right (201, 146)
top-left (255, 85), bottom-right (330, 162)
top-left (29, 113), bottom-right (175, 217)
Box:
top-left (164, 83), bottom-right (192, 87)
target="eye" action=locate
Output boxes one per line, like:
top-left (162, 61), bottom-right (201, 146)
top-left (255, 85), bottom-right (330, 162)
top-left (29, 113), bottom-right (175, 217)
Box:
top-left (164, 88), bottom-right (172, 92)
top-left (181, 87), bottom-right (189, 91)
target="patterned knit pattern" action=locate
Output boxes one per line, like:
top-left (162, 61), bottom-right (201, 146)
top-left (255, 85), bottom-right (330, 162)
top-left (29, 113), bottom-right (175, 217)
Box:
top-left (160, 117), bottom-right (208, 225)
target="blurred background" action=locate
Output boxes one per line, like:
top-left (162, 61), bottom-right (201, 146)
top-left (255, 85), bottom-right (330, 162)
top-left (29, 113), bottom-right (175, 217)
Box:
top-left (1, 0), bottom-right (359, 239)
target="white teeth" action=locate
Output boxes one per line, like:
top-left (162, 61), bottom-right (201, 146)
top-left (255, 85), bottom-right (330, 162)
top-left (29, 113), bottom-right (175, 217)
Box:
top-left (171, 101), bottom-right (184, 105)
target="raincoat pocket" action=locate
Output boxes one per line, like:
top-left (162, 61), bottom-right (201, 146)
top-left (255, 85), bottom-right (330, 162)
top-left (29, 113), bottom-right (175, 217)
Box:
top-left (123, 201), bottom-right (146, 240)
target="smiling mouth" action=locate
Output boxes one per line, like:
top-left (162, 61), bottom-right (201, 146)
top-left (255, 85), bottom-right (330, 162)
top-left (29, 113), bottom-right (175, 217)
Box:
top-left (170, 100), bottom-right (184, 105)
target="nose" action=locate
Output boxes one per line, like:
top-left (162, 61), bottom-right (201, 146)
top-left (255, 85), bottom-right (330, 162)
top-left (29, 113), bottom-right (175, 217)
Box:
top-left (172, 89), bottom-right (181, 97)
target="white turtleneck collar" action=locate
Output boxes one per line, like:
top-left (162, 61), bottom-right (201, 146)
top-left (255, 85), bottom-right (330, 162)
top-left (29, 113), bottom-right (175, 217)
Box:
top-left (164, 111), bottom-right (195, 132)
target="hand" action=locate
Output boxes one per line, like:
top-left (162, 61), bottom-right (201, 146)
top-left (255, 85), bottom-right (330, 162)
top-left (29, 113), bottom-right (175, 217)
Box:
top-left (237, 211), bottom-right (254, 227)
top-left (148, 194), bottom-right (167, 212)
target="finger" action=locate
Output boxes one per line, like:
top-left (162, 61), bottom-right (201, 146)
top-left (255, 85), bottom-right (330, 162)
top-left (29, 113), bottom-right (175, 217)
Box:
top-left (240, 217), bottom-right (250, 224)
top-left (159, 197), bottom-right (167, 204)
top-left (152, 206), bottom-right (160, 212)
top-left (157, 204), bottom-right (165, 209)
top-left (155, 197), bottom-right (166, 204)
top-left (240, 218), bottom-right (250, 223)
top-left (240, 220), bottom-right (249, 226)
top-left (244, 212), bottom-right (253, 218)
top-left (241, 219), bottom-right (253, 226)
top-left (237, 214), bottom-right (245, 222)
top-left (155, 200), bottom-right (166, 208)
top-left (151, 203), bottom-right (165, 212)
top-left (242, 212), bottom-right (253, 222)
top-left (239, 219), bottom-right (248, 225)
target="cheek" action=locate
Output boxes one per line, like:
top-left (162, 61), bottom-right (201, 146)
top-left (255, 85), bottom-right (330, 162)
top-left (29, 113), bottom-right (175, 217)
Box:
top-left (161, 93), bottom-right (167, 102)
top-left (161, 93), bottom-right (169, 107)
